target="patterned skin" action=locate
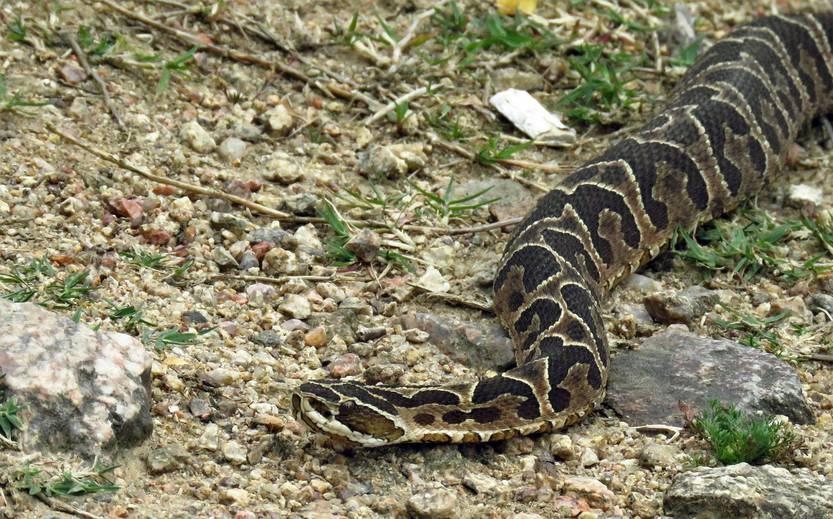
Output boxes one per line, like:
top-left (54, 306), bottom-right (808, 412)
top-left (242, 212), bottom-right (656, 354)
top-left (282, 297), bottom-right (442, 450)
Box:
top-left (292, 13), bottom-right (833, 447)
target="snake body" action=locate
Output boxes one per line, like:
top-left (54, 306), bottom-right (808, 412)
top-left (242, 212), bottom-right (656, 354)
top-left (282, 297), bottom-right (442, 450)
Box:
top-left (292, 13), bottom-right (833, 447)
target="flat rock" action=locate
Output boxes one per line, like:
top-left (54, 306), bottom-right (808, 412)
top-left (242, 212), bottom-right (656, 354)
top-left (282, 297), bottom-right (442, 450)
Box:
top-left (397, 313), bottom-right (515, 370)
top-left (0, 300), bottom-right (152, 459)
top-left (663, 463), bottom-right (833, 518)
top-left (606, 328), bottom-right (813, 426)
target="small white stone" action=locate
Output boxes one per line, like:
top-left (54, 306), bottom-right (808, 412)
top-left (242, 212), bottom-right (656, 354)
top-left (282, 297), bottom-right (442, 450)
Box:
top-left (180, 120), bottom-right (216, 153)
top-left (265, 105), bottom-right (294, 134)
top-left (198, 423), bottom-right (221, 450)
top-left (787, 183), bottom-right (823, 206)
top-left (217, 137), bottom-right (247, 161)
top-left (279, 294), bottom-right (311, 319)
top-left (222, 440), bottom-right (248, 465)
top-left (262, 155), bottom-right (303, 184)
top-left (580, 447), bottom-right (600, 467)
top-left (417, 266), bottom-right (450, 293)
top-left (169, 196), bottom-right (194, 223)
top-left (406, 488), bottom-right (457, 519)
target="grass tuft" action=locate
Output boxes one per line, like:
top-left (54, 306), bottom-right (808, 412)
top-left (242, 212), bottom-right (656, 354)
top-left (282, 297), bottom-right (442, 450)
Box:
top-left (0, 396), bottom-right (23, 441)
top-left (692, 400), bottom-right (795, 465)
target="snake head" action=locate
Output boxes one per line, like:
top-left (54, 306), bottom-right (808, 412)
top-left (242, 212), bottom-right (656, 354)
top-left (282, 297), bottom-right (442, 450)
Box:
top-left (291, 381), bottom-right (406, 447)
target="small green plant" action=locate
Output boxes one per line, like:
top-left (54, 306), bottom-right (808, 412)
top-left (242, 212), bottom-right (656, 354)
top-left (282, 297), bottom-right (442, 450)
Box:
top-left (316, 200), bottom-right (413, 271)
top-left (692, 400), bottom-right (795, 465)
top-left (426, 5), bottom-right (558, 65)
top-left (411, 178), bottom-right (499, 222)
top-left (0, 74), bottom-right (48, 113)
top-left (0, 397), bottom-right (23, 440)
top-left (668, 37), bottom-right (702, 67)
top-left (0, 270), bottom-right (37, 302)
top-left (44, 271), bottom-right (93, 309)
top-left (144, 327), bottom-right (214, 351)
top-left (135, 47), bottom-right (199, 94)
top-left (712, 306), bottom-right (790, 356)
top-left (17, 464), bottom-right (119, 497)
top-left (120, 248), bottom-right (170, 270)
top-left (77, 25), bottom-right (117, 56)
top-left (558, 44), bottom-right (638, 124)
top-left (676, 209), bottom-right (833, 282)
top-left (5, 17), bottom-right (26, 42)
top-left (476, 136), bottom-right (532, 165)
top-left (109, 304), bottom-right (157, 334)
top-left (425, 103), bottom-right (466, 141)
top-left (393, 100), bottom-right (411, 125)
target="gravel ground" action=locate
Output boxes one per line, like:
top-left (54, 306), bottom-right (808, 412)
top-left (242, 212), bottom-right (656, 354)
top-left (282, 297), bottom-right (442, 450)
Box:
top-left (0, 0), bottom-right (831, 517)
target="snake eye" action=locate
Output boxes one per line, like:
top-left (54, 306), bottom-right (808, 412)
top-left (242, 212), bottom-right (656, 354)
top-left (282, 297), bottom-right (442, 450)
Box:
top-left (339, 400), bottom-right (357, 413)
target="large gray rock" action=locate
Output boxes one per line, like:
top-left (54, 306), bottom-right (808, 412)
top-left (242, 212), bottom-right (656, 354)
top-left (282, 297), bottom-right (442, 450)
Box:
top-left (0, 299), bottom-right (152, 459)
top-left (663, 463), bottom-right (833, 518)
top-left (606, 328), bottom-right (814, 426)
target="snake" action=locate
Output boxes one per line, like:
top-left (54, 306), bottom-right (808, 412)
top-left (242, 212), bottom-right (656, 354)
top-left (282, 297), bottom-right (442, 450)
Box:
top-left (292, 12), bottom-right (833, 447)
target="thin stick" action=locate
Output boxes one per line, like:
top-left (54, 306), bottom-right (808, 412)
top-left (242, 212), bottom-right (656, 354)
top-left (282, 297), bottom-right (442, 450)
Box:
top-left (36, 494), bottom-right (102, 519)
top-left (61, 31), bottom-right (126, 131)
top-left (363, 85), bottom-right (439, 125)
top-left (446, 217), bottom-right (522, 235)
top-left (0, 433), bottom-right (20, 450)
top-left (46, 123), bottom-right (291, 219)
top-left (48, 124), bottom-right (522, 236)
top-left (208, 274), bottom-right (340, 284)
top-left (91, 0), bottom-right (382, 110)
top-left (389, 2), bottom-right (448, 68)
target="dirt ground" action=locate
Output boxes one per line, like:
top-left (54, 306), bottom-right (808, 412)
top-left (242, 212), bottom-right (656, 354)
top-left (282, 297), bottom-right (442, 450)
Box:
top-left (1, 0), bottom-right (832, 517)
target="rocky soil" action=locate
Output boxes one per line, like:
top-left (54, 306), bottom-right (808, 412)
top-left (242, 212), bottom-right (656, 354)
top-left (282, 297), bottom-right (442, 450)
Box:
top-left (0, 0), bottom-right (832, 518)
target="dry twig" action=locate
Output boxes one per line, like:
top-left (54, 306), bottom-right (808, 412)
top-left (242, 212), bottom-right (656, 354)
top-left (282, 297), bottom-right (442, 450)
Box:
top-left (90, 0), bottom-right (381, 110)
top-left (363, 85), bottom-right (440, 125)
top-left (61, 31), bottom-right (126, 130)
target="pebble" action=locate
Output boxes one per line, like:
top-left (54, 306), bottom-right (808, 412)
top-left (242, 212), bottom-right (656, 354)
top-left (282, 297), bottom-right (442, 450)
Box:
top-left (327, 353), bottom-right (362, 378)
top-left (345, 228), bottom-right (381, 263)
top-left (189, 398), bottom-right (211, 420)
top-left (787, 183), bottom-right (824, 207)
top-left (417, 266), bottom-right (450, 293)
top-left (562, 477), bottom-right (616, 510)
top-left (282, 193), bottom-right (318, 216)
top-left (462, 472), bottom-right (499, 495)
top-left (198, 423), bottom-right (221, 451)
top-left (279, 294), bottom-right (311, 319)
top-left (146, 444), bottom-right (188, 475)
top-left (218, 137), bottom-right (247, 161)
top-left (222, 440), bottom-right (248, 465)
top-left (357, 144), bottom-right (408, 180)
top-left (644, 285), bottom-right (718, 324)
top-left (202, 367), bottom-right (238, 387)
top-left (252, 330), bottom-right (283, 348)
top-left (180, 120), bottom-right (216, 152)
top-left (639, 442), bottom-right (680, 469)
top-left (238, 250), bottom-right (260, 270)
top-left (406, 488), bottom-right (458, 519)
top-left (263, 155), bottom-right (303, 184)
top-left (808, 293), bottom-right (833, 316)
top-left (245, 283), bottom-right (276, 305)
top-left (262, 247), bottom-right (299, 275)
top-left (169, 196), bottom-right (194, 222)
top-left (304, 326), bottom-right (328, 348)
top-left (220, 488), bottom-right (250, 507)
top-left (264, 104), bottom-right (294, 134)
top-left (549, 434), bottom-right (574, 460)
top-left (621, 273), bottom-right (662, 294)
top-left (580, 447), bottom-right (600, 467)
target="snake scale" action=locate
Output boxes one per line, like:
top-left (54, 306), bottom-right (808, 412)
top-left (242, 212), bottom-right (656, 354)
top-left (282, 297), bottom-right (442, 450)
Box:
top-left (292, 12), bottom-right (833, 447)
